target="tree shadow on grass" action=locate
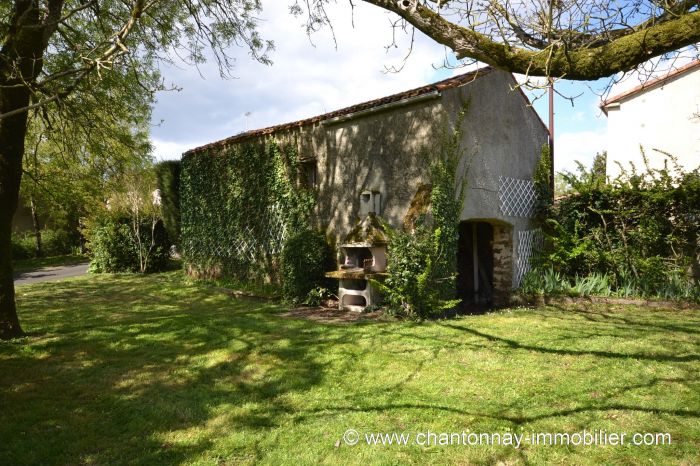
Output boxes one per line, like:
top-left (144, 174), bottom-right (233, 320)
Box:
top-left (2, 281), bottom-right (699, 465)
top-left (438, 309), bottom-right (700, 363)
top-left (1, 274), bottom-right (357, 465)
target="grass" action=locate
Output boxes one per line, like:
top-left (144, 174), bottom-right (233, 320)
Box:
top-left (12, 254), bottom-right (88, 273)
top-left (1, 272), bottom-right (699, 465)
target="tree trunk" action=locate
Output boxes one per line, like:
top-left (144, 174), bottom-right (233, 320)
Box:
top-left (0, 95), bottom-right (28, 340)
top-left (0, 0), bottom-right (60, 339)
top-left (30, 196), bottom-right (43, 257)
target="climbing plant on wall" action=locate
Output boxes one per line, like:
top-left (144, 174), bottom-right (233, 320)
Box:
top-left (378, 101), bottom-right (470, 318)
top-left (533, 144), bottom-right (553, 222)
top-left (180, 140), bottom-right (315, 283)
top-left (427, 100), bottom-right (470, 303)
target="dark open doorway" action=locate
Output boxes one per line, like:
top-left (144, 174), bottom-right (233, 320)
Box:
top-left (457, 221), bottom-right (494, 312)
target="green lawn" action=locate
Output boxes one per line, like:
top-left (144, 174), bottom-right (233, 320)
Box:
top-left (1, 273), bottom-right (699, 465)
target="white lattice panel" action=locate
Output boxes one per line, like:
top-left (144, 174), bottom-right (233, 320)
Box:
top-left (515, 229), bottom-right (543, 287)
top-left (198, 203), bottom-right (287, 263)
top-left (265, 203), bottom-right (287, 255)
top-left (499, 176), bottom-right (536, 218)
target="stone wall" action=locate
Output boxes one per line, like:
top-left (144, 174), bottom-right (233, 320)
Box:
top-left (183, 68), bottom-right (548, 297)
top-left (492, 223), bottom-right (514, 306)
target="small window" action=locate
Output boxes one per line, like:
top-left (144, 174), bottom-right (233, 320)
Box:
top-left (299, 160), bottom-right (317, 189)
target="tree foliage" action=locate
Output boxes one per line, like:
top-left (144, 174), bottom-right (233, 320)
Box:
top-left (84, 169), bottom-right (169, 274)
top-left (19, 87), bottom-right (153, 253)
top-left (0, 0), bottom-right (272, 339)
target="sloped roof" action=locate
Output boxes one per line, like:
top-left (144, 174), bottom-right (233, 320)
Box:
top-left (184, 67), bottom-right (496, 156)
top-left (600, 60), bottom-right (700, 113)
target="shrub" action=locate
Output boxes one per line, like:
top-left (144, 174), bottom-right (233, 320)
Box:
top-left (85, 214), bottom-right (169, 274)
top-left (86, 217), bottom-right (138, 273)
top-left (11, 228), bottom-right (78, 259)
top-left (376, 225), bottom-right (460, 319)
top-left (41, 228), bottom-right (76, 256)
top-left (304, 286), bottom-right (335, 307)
top-left (280, 229), bottom-right (334, 303)
top-left (530, 156), bottom-right (700, 302)
top-left (11, 233), bottom-right (35, 260)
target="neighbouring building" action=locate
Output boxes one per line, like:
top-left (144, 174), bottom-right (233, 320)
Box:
top-left (183, 67), bottom-right (549, 310)
top-left (601, 60), bottom-right (700, 179)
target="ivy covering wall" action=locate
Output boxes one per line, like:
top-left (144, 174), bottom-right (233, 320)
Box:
top-left (180, 141), bottom-right (314, 283)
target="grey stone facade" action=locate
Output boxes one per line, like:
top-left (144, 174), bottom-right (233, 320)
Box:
top-left (185, 68), bottom-right (549, 301)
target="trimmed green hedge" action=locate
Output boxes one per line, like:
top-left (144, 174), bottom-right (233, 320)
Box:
top-left (155, 160), bottom-right (181, 248)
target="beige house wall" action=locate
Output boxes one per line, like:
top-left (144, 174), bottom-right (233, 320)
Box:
top-left (605, 66), bottom-right (700, 179)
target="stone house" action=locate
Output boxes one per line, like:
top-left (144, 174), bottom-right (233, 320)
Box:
top-left (184, 67), bottom-right (549, 308)
top-left (601, 60), bottom-right (700, 179)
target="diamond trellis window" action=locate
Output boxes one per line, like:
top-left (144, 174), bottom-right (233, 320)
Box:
top-left (515, 229), bottom-right (543, 287)
top-left (499, 176), bottom-right (537, 218)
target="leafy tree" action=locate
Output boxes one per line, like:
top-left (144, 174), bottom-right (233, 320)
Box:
top-left (302, 0), bottom-right (700, 80)
top-left (101, 169), bottom-right (167, 274)
top-left (20, 89), bottom-right (153, 257)
top-left (0, 0), bottom-right (271, 339)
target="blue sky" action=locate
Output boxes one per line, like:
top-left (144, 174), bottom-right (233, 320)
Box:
top-left (150, 2), bottom-right (611, 174)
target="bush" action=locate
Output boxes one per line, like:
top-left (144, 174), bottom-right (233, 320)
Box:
top-left (280, 229), bottom-right (334, 303)
top-left (377, 102), bottom-right (470, 319)
top-left (87, 218), bottom-right (138, 273)
top-left (530, 158), bottom-right (700, 302)
top-left (86, 214), bottom-right (169, 273)
top-left (377, 225), bottom-right (460, 319)
top-left (11, 233), bottom-right (35, 260)
top-left (11, 228), bottom-right (78, 259)
top-left (41, 228), bottom-right (76, 256)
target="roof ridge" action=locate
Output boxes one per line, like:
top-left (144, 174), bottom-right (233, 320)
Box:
top-left (184, 67), bottom-right (494, 156)
top-left (601, 59), bottom-right (700, 111)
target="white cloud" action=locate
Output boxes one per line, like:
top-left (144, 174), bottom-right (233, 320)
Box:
top-left (152, 138), bottom-right (207, 161)
top-left (512, 73), bottom-right (549, 89)
top-left (555, 128), bottom-right (607, 173)
top-left (150, 1), bottom-right (455, 155)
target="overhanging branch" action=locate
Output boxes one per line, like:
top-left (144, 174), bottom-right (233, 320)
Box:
top-left (361, 0), bottom-right (700, 80)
